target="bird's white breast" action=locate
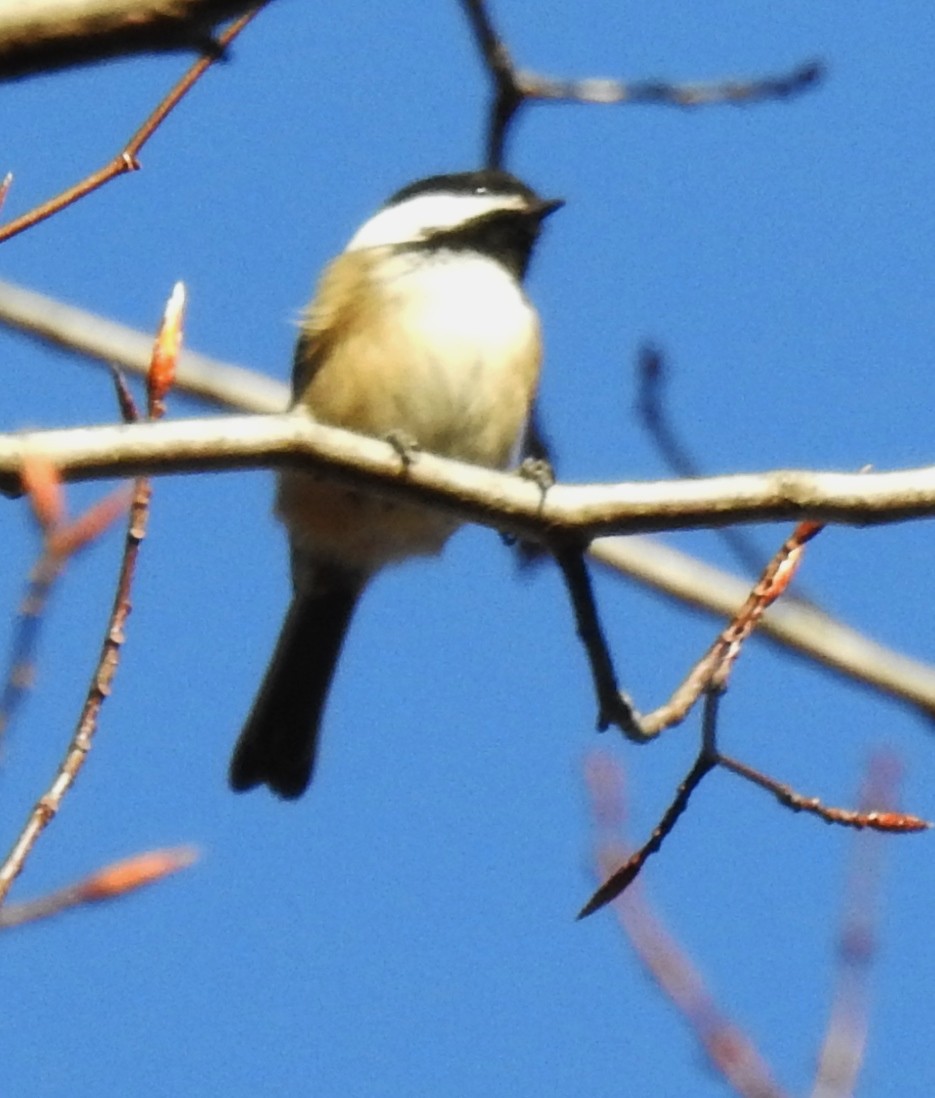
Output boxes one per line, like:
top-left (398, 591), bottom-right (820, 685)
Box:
top-left (279, 246), bottom-right (541, 572)
top-left (370, 248), bottom-right (539, 466)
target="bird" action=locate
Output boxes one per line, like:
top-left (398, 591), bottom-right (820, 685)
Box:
top-left (229, 168), bottom-right (563, 799)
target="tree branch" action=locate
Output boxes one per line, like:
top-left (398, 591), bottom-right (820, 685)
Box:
top-left (3, 415), bottom-right (935, 536)
top-left (0, 0), bottom-right (260, 82)
top-left (584, 753), bottom-right (791, 1097)
top-left (591, 536), bottom-right (935, 718)
top-left (0, 10), bottom-right (264, 241)
top-left (460, 0), bottom-right (822, 168)
top-left (0, 279), bottom-right (286, 411)
top-left (3, 283), bottom-right (935, 716)
top-left (0, 286), bottom-right (184, 908)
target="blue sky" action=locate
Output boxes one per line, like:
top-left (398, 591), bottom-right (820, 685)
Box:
top-left (1, 3), bottom-right (933, 1095)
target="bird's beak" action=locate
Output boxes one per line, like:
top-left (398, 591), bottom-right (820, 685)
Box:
top-left (532, 197), bottom-right (565, 220)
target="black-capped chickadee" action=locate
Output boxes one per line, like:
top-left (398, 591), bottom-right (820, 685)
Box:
top-left (229, 169), bottom-right (563, 799)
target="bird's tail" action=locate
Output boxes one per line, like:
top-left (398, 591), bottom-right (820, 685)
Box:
top-left (229, 576), bottom-right (362, 799)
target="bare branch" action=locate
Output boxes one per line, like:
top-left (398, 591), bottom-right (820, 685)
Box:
top-left (636, 343), bottom-right (791, 580)
top-left (459, 0), bottom-right (524, 167)
top-left (4, 282), bottom-right (935, 715)
top-left (580, 678), bottom-right (928, 915)
top-left (4, 416), bottom-right (935, 537)
top-left (718, 753), bottom-right (929, 834)
top-left (585, 754), bottom-right (791, 1098)
top-left (0, 846), bottom-right (198, 929)
top-left (460, 0), bottom-right (822, 167)
top-left (0, 0), bottom-right (259, 82)
top-left (518, 60), bottom-right (823, 110)
top-left (553, 545), bottom-right (642, 736)
top-left (620, 522), bottom-right (822, 742)
top-left (592, 536), bottom-right (935, 718)
top-left (810, 754), bottom-right (900, 1098)
top-left (0, 285), bottom-right (182, 908)
top-left (0, 457), bottom-right (128, 749)
top-left (0, 278), bottom-right (286, 412)
top-left (578, 692), bottom-right (722, 918)
top-left (0, 9), bottom-right (265, 241)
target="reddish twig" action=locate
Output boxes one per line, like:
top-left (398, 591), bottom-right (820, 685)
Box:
top-left (0, 9), bottom-right (264, 244)
top-left (586, 751), bottom-right (910, 1096)
top-left (0, 456), bottom-right (128, 749)
top-left (580, 672), bottom-right (927, 917)
top-left (708, 520), bottom-right (823, 689)
top-left (0, 846), bottom-right (198, 929)
top-left (0, 285), bottom-right (183, 907)
top-left (718, 752), bottom-right (929, 834)
top-left (585, 753), bottom-right (791, 1098)
top-left (578, 691), bottom-right (721, 917)
top-left (639, 521), bottom-right (824, 738)
top-left (562, 519), bottom-right (824, 749)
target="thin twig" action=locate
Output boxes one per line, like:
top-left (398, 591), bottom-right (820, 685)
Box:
top-left (459, 0), bottom-right (524, 167)
top-left (520, 60), bottom-right (823, 109)
top-left (460, 0), bottom-right (822, 167)
top-left (585, 754), bottom-right (791, 1098)
top-left (590, 536), bottom-right (935, 719)
top-left (577, 520), bottom-right (924, 908)
top-left (708, 521), bottom-right (823, 688)
top-left (718, 752), bottom-right (929, 834)
top-left (0, 552), bottom-right (64, 746)
top-left (0, 846), bottom-right (198, 929)
top-left (0, 482), bottom-right (136, 904)
top-left (581, 682), bottom-right (926, 917)
top-left (578, 692), bottom-right (721, 918)
top-left (0, 286), bottom-right (183, 907)
top-left (638, 522), bottom-right (823, 738)
top-left (0, 456), bottom-right (128, 749)
top-left (553, 544), bottom-right (642, 738)
top-left (0, 8), bottom-right (265, 243)
top-left (561, 520), bottom-right (822, 747)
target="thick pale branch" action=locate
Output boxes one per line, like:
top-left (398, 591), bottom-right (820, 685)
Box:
top-left (0, 279), bottom-right (286, 413)
top-left (3, 415), bottom-right (935, 537)
top-left (2, 278), bottom-right (935, 714)
top-left (0, 0), bottom-right (257, 81)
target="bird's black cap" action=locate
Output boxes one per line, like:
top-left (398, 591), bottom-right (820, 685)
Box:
top-left (387, 169), bottom-right (543, 208)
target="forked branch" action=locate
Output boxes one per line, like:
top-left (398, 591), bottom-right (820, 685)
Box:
top-left (0, 8), bottom-right (265, 243)
top-left (460, 0), bottom-right (822, 166)
top-left (577, 528), bottom-right (929, 917)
